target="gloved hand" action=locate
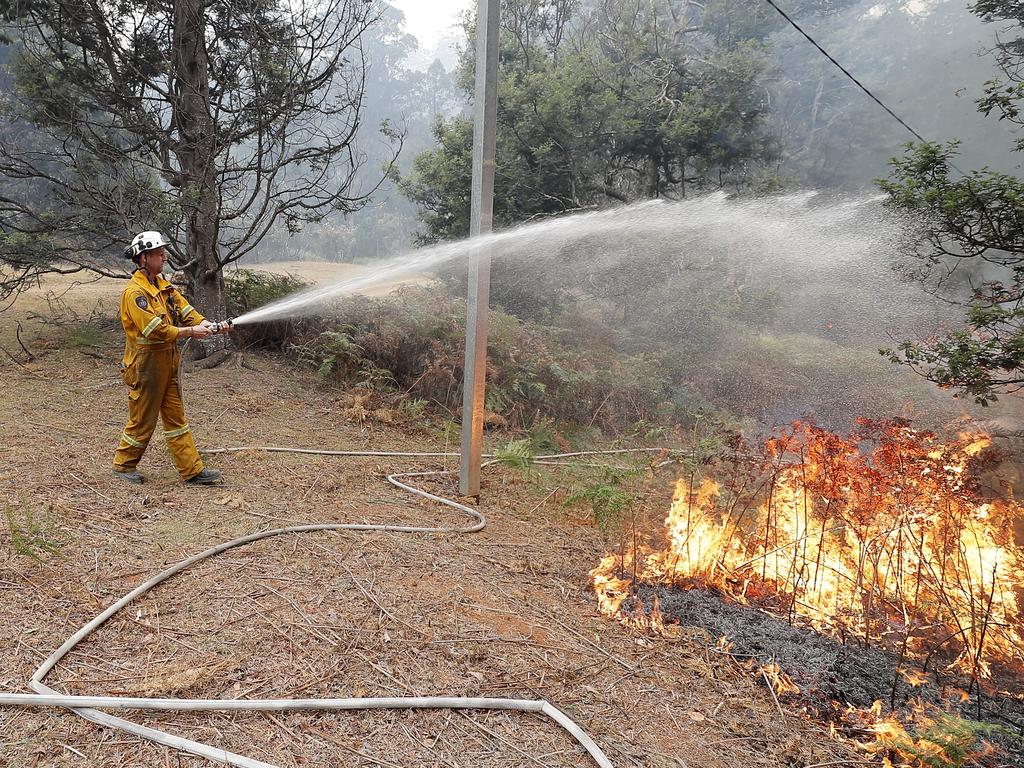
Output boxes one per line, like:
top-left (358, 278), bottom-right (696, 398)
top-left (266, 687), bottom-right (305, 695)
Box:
top-left (192, 320), bottom-right (215, 339)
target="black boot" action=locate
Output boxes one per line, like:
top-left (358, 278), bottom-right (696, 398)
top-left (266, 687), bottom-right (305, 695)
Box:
top-left (112, 469), bottom-right (145, 484)
top-left (186, 468), bottom-right (222, 485)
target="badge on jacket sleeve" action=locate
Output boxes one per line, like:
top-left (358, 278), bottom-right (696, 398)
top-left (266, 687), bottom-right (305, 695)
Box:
top-left (135, 295), bottom-right (149, 310)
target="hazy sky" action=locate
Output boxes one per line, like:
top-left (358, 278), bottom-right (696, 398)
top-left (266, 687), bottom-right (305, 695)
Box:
top-left (388, 0), bottom-right (472, 49)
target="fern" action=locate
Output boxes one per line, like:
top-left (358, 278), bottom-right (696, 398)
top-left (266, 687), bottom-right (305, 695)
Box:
top-left (565, 467), bottom-right (635, 534)
top-left (493, 438), bottom-right (535, 469)
top-left (866, 711), bottom-right (1007, 768)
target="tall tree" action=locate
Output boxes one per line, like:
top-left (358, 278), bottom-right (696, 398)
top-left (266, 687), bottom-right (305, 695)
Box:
top-left (770, 0), bottom-right (1008, 189)
top-left (880, 1), bottom-right (1024, 404)
top-left (398, 0), bottom-right (780, 245)
top-left (0, 0), bottom-right (395, 320)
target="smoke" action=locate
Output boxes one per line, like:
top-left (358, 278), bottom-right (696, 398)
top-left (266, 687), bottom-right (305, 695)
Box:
top-left (237, 190), bottom-right (994, 430)
top-left (769, 0), bottom-right (1021, 186)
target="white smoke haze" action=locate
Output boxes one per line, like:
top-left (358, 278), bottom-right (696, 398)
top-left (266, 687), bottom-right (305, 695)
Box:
top-left (236, 191), bottom-right (995, 430)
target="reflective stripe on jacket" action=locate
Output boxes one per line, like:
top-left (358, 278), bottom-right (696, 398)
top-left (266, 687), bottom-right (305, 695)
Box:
top-left (119, 270), bottom-right (205, 369)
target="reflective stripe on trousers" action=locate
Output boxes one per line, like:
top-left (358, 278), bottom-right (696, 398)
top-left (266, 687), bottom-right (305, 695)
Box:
top-left (113, 346), bottom-right (204, 479)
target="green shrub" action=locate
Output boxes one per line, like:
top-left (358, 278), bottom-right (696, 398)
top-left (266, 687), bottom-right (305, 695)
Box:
top-left (63, 323), bottom-right (111, 349)
top-left (528, 418), bottom-right (560, 454)
top-left (293, 329), bottom-right (363, 380)
top-left (565, 467), bottom-right (636, 535)
top-left (5, 499), bottom-right (59, 561)
top-left (866, 711), bottom-right (1006, 768)
top-left (493, 438), bottom-right (535, 469)
top-left (398, 397), bottom-right (428, 421)
top-left (225, 269), bottom-right (308, 316)
top-left (224, 269), bottom-right (322, 353)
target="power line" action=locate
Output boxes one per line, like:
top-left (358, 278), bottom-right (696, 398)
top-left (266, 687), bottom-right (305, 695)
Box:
top-left (761, 0), bottom-right (930, 144)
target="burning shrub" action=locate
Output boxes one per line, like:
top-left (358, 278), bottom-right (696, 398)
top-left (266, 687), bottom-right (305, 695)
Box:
top-left (854, 702), bottom-right (1004, 768)
top-left (592, 419), bottom-right (1024, 687)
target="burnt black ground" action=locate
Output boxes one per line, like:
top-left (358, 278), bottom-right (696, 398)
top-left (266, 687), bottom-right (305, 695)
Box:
top-left (632, 584), bottom-right (1024, 765)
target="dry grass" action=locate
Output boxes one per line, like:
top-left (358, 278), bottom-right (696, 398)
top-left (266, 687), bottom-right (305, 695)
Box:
top-left (0, 271), bottom-right (860, 767)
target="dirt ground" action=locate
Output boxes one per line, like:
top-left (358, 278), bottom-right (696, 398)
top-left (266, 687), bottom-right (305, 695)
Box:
top-left (0, 267), bottom-right (862, 767)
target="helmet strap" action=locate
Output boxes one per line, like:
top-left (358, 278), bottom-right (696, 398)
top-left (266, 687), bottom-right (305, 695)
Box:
top-left (139, 251), bottom-right (158, 282)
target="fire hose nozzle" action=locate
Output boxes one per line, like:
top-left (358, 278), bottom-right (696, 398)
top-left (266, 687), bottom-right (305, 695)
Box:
top-left (211, 319), bottom-right (234, 334)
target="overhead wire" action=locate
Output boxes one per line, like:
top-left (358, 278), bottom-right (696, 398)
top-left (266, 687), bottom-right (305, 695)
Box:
top-left (760, 0), bottom-right (929, 144)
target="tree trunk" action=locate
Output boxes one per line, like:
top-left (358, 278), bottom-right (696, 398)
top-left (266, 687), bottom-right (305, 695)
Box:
top-left (172, 0), bottom-right (227, 356)
top-left (645, 155), bottom-right (660, 198)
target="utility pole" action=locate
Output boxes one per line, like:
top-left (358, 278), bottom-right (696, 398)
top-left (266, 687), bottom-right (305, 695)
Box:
top-left (460, 0), bottom-right (500, 498)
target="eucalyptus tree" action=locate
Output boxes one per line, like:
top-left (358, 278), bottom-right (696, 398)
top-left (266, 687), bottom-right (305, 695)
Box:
top-left (879, 0), bottom-right (1024, 403)
top-left (0, 0), bottom-right (394, 318)
top-left (398, 0), bottom-right (782, 246)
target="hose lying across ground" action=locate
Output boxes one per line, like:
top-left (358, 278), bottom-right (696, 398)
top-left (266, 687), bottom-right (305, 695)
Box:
top-left (0, 446), bottom-right (668, 768)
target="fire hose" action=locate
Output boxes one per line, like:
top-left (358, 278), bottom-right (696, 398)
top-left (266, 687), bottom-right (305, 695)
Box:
top-left (0, 445), bottom-right (669, 767)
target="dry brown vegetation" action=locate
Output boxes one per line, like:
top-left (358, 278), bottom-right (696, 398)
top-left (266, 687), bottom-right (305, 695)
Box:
top-left (0, 269), bottom-right (861, 767)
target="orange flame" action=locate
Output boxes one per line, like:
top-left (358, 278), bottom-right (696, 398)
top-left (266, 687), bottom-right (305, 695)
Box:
top-left (591, 420), bottom-right (1024, 679)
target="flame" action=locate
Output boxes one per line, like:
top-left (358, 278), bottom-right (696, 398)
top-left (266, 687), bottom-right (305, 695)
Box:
top-left (850, 698), bottom-right (999, 767)
top-left (759, 662), bottom-right (801, 696)
top-left (591, 420), bottom-right (1024, 681)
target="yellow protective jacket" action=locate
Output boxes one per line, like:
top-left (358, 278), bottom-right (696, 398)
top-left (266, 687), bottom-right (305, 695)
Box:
top-left (114, 269), bottom-right (207, 479)
top-left (119, 269), bottom-right (204, 367)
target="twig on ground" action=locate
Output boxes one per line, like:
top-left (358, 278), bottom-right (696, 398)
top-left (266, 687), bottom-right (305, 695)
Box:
top-left (314, 726), bottom-right (404, 768)
top-left (459, 711), bottom-right (555, 768)
top-left (16, 320), bottom-right (34, 360)
top-left (301, 474), bottom-right (322, 502)
top-left (69, 472), bottom-right (114, 502)
top-left (341, 561), bottom-right (432, 638)
top-left (0, 342), bottom-right (37, 374)
top-left (60, 743), bottom-right (86, 758)
top-left (28, 420), bottom-right (90, 436)
top-left (541, 611), bottom-right (637, 673)
top-left (261, 583), bottom-right (340, 645)
top-left (760, 668), bottom-right (787, 720)
top-left (525, 488), bottom-right (560, 517)
top-left (84, 379), bottom-right (120, 390)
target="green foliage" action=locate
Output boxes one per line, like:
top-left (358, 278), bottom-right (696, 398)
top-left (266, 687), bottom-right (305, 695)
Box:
top-left (867, 711), bottom-right (1004, 768)
top-left (256, 284), bottom-right (687, 430)
top-left (565, 467), bottom-right (636, 535)
top-left (62, 323), bottom-right (110, 349)
top-left (5, 500), bottom-right (59, 562)
top-left (493, 438), bottom-right (536, 469)
top-left (870, 0), bottom-right (1024, 403)
top-left (300, 329), bottom-right (363, 380)
top-left (224, 270), bottom-right (324, 353)
top-left (440, 419), bottom-right (461, 445)
top-left (396, 117), bottom-right (474, 245)
top-left (879, 140), bottom-right (1024, 404)
top-left (528, 418), bottom-right (561, 454)
top-left (398, 0), bottom-right (779, 244)
top-left (225, 270), bottom-right (309, 317)
top-left (0, 0), bottom-right (386, 310)
top-left (255, 267), bottom-right (931, 432)
top-left (398, 397), bottom-right (428, 421)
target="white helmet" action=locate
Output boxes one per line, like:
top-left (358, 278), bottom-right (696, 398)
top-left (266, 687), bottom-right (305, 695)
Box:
top-left (126, 230), bottom-right (171, 260)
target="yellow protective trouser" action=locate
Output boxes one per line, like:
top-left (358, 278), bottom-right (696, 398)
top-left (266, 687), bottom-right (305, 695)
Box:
top-left (112, 345), bottom-right (204, 480)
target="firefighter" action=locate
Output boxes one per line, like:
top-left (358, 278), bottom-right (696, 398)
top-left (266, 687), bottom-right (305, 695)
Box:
top-left (112, 231), bottom-right (224, 485)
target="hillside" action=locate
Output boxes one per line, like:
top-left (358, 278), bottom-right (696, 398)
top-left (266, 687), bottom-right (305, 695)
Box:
top-left (0, 268), bottom-right (858, 767)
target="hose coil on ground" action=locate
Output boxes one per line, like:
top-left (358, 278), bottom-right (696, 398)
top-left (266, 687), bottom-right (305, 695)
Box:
top-left (1, 447), bottom-right (666, 767)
